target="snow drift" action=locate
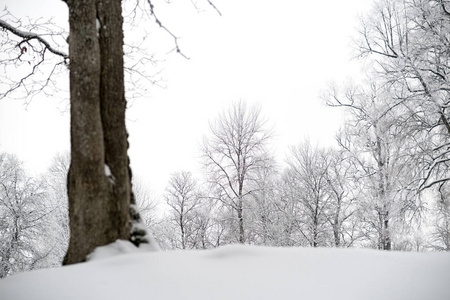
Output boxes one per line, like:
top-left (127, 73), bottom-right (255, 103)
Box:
top-left (1, 241), bottom-right (449, 300)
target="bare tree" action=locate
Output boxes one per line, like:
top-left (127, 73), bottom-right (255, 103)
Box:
top-left (164, 171), bottom-right (201, 249)
top-left (190, 196), bottom-right (222, 249)
top-left (356, 0), bottom-right (450, 191)
top-left (60, 0), bottom-right (155, 264)
top-left (282, 142), bottom-right (333, 247)
top-left (133, 177), bottom-right (160, 229)
top-left (245, 159), bottom-right (281, 245)
top-left (0, 153), bottom-right (62, 277)
top-left (45, 152), bottom-right (71, 262)
top-left (429, 183), bottom-right (450, 251)
top-left (202, 100), bottom-right (273, 244)
top-left (325, 81), bottom-right (420, 250)
top-left (324, 149), bottom-right (361, 247)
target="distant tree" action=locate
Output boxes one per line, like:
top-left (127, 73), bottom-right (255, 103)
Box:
top-left (323, 149), bottom-right (361, 247)
top-left (132, 177), bottom-right (159, 226)
top-left (245, 160), bottom-right (281, 245)
top-left (0, 153), bottom-right (61, 277)
top-left (164, 171), bottom-right (201, 249)
top-left (429, 184), bottom-right (450, 251)
top-left (356, 0), bottom-right (450, 191)
top-left (326, 82), bottom-right (419, 250)
top-left (202, 100), bottom-right (273, 244)
top-left (45, 152), bottom-right (71, 261)
top-left (282, 142), bottom-right (333, 247)
top-left (190, 195), bottom-right (222, 249)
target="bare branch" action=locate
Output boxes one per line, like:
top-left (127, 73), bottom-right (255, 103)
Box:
top-left (0, 19), bottom-right (67, 60)
top-left (0, 10), bottom-right (69, 102)
top-left (206, 0), bottom-right (222, 16)
top-left (146, 0), bottom-right (190, 59)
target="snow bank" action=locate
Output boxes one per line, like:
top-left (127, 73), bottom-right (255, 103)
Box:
top-left (1, 244), bottom-right (449, 300)
top-left (86, 240), bottom-right (157, 261)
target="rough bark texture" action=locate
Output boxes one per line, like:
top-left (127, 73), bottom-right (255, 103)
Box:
top-left (64, 0), bottom-right (132, 264)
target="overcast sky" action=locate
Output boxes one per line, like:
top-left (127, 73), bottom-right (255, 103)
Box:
top-left (0, 0), bottom-right (372, 194)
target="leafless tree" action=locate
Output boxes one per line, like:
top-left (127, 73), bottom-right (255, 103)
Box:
top-left (0, 153), bottom-right (63, 277)
top-left (164, 171), bottom-right (201, 249)
top-left (428, 183), bottom-right (450, 251)
top-left (133, 177), bottom-right (160, 229)
top-left (44, 152), bottom-right (71, 262)
top-left (245, 159), bottom-right (282, 245)
top-left (274, 144), bottom-right (362, 248)
top-left (356, 0), bottom-right (450, 191)
top-left (323, 149), bottom-right (361, 247)
top-left (325, 81), bottom-right (420, 250)
top-left (282, 142), bottom-right (334, 247)
top-left (202, 100), bottom-right (273, 244)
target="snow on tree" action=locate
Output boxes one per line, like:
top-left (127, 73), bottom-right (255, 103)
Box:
top-left (0, 153), bottom-right (64, 277)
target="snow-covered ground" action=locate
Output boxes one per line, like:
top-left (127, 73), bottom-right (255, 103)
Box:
top-left (1, 241), bottom-right (450, 300)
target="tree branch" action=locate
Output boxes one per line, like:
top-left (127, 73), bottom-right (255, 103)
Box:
top-left (0, 19), bottom-right (68, 60)
top-left (145, 0), bottom-right (189, 59)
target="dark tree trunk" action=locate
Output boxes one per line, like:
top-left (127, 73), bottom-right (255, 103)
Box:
top-left (333, 209), bottom-right (341, 247)
top-left (382, 209), bottom-right (391, 251)
top-left (64, 0), bottom-right (133, 264)
top-left (180, 214), bottom-right (186, 250)
top-left (375, 134), bottom-right (391, 251)
top-left (237, 201), bottom-right (245, 244)
top-left (237, 179), bottom-right (245, 244)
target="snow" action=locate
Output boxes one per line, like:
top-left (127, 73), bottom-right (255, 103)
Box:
top-left (104, 164), bottom-right (111, 177)
top-left (1, 242), bottom-right (449, 300)
top-left (104, 164), bottom-right (116, 183)
top-left (86, 240), bottom-right (155, 261)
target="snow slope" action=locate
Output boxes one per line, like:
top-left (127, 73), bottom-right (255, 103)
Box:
top-left (1, 241), bottom-right (449, 300)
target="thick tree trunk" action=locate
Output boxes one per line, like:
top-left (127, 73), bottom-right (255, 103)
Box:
top-left (64, 0), bottom-right (132, 264)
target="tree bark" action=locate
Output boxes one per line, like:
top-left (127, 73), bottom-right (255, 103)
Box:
top-left (237, 198), bottom-right (245, 244)
top-left (64, 0), bottom-right (132, 264)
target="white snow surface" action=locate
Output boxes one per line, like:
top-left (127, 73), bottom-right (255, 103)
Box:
top-left (104, 164), bottom-right (112, 177)
top-left (1, 242), bottom-right (450, 300)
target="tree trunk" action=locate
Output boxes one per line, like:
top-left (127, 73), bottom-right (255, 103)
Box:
top-left (333, 216), bottom-right (341, 247)
top-left (64, 0), bottom-right (132, 264)
top-left (237, 202), bottom-right (245, 244)
top-left (180, 214), bottom-right (186, 249)
top-left (382, 209), bottom-right (391, 250)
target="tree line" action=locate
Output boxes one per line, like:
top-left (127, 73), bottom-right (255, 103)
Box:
top-left (2, 95), bottom-right (449, 277)
top-left (155, 0), bottom-right (450, 251)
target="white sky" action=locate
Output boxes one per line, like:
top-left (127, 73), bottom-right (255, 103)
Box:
top-left (0, 0), bottom-right (372, 194)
